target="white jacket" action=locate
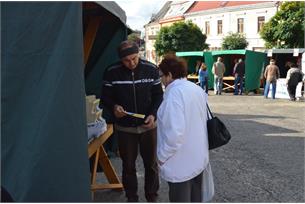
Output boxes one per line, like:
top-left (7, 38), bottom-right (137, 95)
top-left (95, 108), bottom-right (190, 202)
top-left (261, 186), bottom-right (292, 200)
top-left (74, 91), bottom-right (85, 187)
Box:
top-left (157, 78), bottom-right (209, 182)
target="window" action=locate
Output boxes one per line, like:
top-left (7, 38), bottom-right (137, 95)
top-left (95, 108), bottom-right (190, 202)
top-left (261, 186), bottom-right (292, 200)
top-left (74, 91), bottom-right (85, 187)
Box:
top-left (205, 21), bottom-right (210, 35)
top-left (217, 20), bottom-right (223, 35)
top-left (257, 16), bottom-right (265, 32)
top-left (237, 18), bottom-right (244, 33)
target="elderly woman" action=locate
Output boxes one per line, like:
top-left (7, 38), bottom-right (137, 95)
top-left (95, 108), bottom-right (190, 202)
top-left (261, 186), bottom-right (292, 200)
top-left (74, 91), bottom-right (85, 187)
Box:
top-left (157, 54), bottom-right (209, 202)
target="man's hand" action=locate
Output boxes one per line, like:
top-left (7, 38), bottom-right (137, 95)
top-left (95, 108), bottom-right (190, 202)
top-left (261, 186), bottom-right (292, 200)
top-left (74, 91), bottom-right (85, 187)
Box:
top-left (141, 114), bottom-right (155, 129)
top-left (113, 104), bottom-right (127, 118)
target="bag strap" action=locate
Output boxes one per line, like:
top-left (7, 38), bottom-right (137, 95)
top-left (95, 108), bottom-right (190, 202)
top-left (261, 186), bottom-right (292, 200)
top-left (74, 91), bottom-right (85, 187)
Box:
top-left (206, 103), bottom-right (214, 119)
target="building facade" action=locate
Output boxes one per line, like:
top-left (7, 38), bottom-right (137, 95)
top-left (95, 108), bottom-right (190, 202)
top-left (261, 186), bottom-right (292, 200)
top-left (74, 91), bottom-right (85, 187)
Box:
top-left (144, 2), bottom-right (172, 64)
top-left (184, 1), bottom-right (279, 51)
top-left (144, 1), bottom-right (279, 63)
top-left (144, 1), bottom-right (194, 64)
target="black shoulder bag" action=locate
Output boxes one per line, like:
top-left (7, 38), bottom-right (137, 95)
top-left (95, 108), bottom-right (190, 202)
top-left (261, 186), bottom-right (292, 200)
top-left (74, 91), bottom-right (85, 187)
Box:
top-left (207, 104), bottom-right (231, 150)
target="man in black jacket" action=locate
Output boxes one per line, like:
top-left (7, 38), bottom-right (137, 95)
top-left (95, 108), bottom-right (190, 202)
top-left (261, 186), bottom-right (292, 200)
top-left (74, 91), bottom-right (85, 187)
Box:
top-left (233, 58), bottom-right (245, 95)
top-left (101, 40), bottom-right (163, 202)
top-left (286, 62), bottom-right (304, 101)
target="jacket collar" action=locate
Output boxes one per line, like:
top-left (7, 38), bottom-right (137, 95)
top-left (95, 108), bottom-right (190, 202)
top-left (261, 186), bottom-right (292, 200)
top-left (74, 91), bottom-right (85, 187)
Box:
top-left (165, 78), bottom-right (187, 93)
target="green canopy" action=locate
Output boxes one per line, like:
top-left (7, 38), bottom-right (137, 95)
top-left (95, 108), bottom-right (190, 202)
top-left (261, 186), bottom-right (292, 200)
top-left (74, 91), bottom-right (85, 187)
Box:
top-left (176, 51), bottom-right (204, 74)
top-left (211, 50), bottom-right (267, 91)
top-left (176, 51), bottom-right (214, 88)
top-left (1, 2), bottom-right (129, 202)
top-left (176, 50), bottom-right (267, 91)
top-left (84, 2), bottom-right (131, 98)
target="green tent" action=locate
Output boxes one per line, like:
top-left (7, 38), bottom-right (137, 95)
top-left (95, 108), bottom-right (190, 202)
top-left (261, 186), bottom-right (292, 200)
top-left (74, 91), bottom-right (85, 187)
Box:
top-left (83, 2), bottom-right (132, 98)
top-left (176, 51), bottom-right (214, 88)
top-left (1, 2), bottom-right (129, 202)
top-left (176, 51), bottom-right (204, 74)
top-left (176, 50), bottom-right (267, 91)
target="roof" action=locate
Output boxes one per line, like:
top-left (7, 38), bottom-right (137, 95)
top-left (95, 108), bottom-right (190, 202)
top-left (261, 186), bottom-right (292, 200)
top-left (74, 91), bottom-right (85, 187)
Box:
top-left (176, 51), bottom-right (204, 57)
top-left (150, 1), bottom-right (172, 23)
top-left (162, 1), bottom-right (194, 20)
top-left (212, 49), bottom-right (247, 55)
top-left (95, 1), bottom-right (127, 25)
top-left (176, 49), bottom-right (268, 57)
top-left (187, 1), bottom-right (269, 13)
top-left (264, 48), bottom-right (305, 54)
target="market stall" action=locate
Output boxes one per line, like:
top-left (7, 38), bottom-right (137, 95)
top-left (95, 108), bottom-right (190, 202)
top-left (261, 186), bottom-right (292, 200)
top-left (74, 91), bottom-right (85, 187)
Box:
top-left (264, 48), bottom-right (305, 99)
top-left (177, 50), bottom-right (267, 92)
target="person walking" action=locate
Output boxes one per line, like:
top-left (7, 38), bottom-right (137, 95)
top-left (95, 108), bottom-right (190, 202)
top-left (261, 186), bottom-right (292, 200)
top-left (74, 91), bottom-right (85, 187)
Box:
top-left (100, 40), bottom-right (163, 202)
top-left (198, 62), bottom-right (209, 94)
top-left (212, 57), bottom-right (226, 95)
top-left (263, 59), bottom-right (280, 99)
top-left (286, 62), bottom-right (304, 101)
top-left (233, 58), bottom-right (245, 95)
top-left (157, 54), bottom-right (209, 202)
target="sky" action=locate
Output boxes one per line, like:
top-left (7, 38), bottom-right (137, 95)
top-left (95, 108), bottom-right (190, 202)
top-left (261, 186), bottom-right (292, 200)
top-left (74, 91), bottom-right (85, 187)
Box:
top-left (115, 0), bottom-right (166, 32)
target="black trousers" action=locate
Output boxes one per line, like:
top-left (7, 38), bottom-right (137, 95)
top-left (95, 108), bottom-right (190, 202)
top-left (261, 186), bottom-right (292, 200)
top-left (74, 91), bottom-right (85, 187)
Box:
top-left (168, 171), bottom-right (203, 202)
top-left (118, 128), bottom-right (159, 202)
top-left (287, 85), bottom-right (297, 100)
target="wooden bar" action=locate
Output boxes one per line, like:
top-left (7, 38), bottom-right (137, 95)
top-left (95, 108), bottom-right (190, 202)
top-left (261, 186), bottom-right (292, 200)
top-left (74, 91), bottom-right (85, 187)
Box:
top-left (88, 124), bottom-right (123, 193)
top-left (88, 124), bottom-right (113, 157)
top-left (223, 76), bottom-right (235, 91)
top-left (83, 16), bottom-right (101, 65)
top-left (91, 184), bottom-right (124, 191)
top-left (98, 145), bottom-right (122, 185)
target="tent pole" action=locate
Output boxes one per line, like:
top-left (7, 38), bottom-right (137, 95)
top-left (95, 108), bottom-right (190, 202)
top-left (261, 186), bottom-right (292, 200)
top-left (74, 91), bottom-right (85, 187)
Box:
top-left (83, 16), bottom-right (101, 66)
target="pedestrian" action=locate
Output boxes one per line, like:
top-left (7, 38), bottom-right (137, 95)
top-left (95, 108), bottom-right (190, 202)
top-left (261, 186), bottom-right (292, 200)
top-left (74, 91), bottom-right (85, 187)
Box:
top-left (100, 40), bottom-right (163, 202)
top-left (198, 62), bottom-right (209, 94)
top-left (157, 54), bottom-right (209, 202)
top-left (233, 58), bottom-right (245, 95)
top-left (263, 59), bottom-right (280, 99)
top-left (212, 57), bottom-right (226, 95)
top-left (286, 61), bottom-right (304, 101)
top-left (194, 59), bottom-right (202, 75)
top-left (232, 59), bottom-right (238, 76)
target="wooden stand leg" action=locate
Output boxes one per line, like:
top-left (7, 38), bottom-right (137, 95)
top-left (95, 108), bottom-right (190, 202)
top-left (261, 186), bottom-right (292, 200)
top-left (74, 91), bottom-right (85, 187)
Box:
top-left (96, 146), bottom-right (123, 190)
top-left (88, 124), bottom-right (123, 193)
top-left (91, 148), bottom-right (100, 185)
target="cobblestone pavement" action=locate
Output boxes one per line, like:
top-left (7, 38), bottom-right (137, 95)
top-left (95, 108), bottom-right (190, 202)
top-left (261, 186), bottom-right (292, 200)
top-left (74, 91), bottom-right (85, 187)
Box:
top-left (94, 93), bottom-right (305, 202)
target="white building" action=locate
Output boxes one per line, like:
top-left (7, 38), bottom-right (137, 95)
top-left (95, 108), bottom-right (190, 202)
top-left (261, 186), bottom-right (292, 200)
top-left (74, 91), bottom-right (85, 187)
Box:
top-left (184, 1), bottom-right (279, 51)
top-left (144, 2), bottom-right (172, 64)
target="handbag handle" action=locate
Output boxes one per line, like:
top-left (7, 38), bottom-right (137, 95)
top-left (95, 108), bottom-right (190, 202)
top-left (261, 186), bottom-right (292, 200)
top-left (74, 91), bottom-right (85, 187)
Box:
top-left (206, 104), bottom-right (214, 119)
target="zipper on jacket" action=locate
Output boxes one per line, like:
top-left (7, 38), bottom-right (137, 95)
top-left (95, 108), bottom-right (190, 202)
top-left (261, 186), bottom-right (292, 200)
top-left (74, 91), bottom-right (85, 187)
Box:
top-left (131, 71), bottom-right (138, 114)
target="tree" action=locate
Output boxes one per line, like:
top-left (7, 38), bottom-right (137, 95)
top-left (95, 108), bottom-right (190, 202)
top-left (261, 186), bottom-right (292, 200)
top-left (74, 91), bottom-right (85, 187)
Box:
top-left (221, 32), bottom-right (248, 50)
top-left (154, 21), bottom-right (208, 56)
top-left (260, 1), bottom-right (305, 48)
top-left (128, 32), bottom-right (139, 43)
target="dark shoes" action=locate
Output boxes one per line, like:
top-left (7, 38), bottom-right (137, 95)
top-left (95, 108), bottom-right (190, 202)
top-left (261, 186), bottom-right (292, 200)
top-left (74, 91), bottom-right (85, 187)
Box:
top-left (146, 197), bottom-right (158, 202)
top-left (127, 197), bottom-right (157, 202)
top-left (127, 197), bottom-right (139, 202)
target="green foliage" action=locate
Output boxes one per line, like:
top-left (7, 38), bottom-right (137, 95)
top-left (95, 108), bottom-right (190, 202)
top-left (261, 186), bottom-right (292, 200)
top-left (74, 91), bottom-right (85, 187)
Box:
top-left (128, 33), bottom-right (140, 43)
top-left (221, 32), bottom-right (248, 50)
top-left (260, 1), bottom-right (305, 48)
top-left (154, 21), bottom-right (208, 57)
